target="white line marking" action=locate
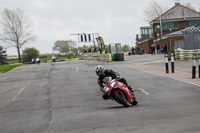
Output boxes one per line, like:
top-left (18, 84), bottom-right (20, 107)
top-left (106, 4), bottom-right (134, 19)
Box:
top-left (76, 67), bottom-right (79, 71)
top-left (12, 87), bottom-right (25, 101)
top-left (27, 80), bottom-right (31, 85)
top-left (170, 78), bottom-right (200, 87)
top-left (138, 88), bottom-right (149, 95)
top-left (12, 96), bottom-right (17, 101)
top-left (17, 87), bottom-right (25, 95)
top-left (141, 71), bottom-right (200, 87)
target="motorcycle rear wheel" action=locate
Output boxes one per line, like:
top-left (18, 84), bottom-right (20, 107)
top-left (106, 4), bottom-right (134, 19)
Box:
top-left (114, 91), bottom-right (132, 107)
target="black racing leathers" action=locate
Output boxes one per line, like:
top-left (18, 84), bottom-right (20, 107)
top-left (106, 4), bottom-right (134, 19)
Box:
top-left (97, 69), bottom-right (133, 100)
top-left (97, 69), bottom-right (132, 91)
top-left (97, 69), bottom-right (134, 100)
top-left (97, 69), bottom-right (120, 89)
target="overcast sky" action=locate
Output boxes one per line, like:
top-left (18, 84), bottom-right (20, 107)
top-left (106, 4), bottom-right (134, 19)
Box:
top-left (0, 0), bottom-right (200, 55)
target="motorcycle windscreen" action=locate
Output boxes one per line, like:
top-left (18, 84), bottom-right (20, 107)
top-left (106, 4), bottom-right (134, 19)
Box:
top-left (102, 77), bottom-right (112, 86)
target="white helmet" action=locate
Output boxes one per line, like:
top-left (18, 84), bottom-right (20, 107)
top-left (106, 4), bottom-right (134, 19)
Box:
top-left (95, 65), bottom-right (104, 76)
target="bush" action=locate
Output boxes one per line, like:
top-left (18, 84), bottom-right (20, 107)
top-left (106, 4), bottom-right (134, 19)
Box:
top-left (0, 46), bottom-right (7, 65)
top-left (66, 53), bottom-right (74, 59)
top-left (22, 47), bottom-right (39, 62)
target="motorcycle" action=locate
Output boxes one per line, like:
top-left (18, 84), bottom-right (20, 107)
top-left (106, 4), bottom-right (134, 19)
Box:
top-left (102, 77), bottom-right (138, 107)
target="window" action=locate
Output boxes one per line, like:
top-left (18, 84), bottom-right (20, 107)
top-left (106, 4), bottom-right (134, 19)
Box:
top-left (145, 29), bottom-right (148, 34)
top-left (173, 22), bottom-right (177, 29)
top-left (141, 29), bottom-right (145, 34)
top-left (149, 29), bottom-right (153, 38)
top-left (162, 22), bottom-right (173, 30)
top-left (185, 21), bottom-right (189, 27)
top-left (189, 20), bottom-right (200, 26)
top-left (141, 29), bottom-right (149, 35)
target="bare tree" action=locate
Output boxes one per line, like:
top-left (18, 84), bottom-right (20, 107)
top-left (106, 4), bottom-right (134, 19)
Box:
top-left (183, 3), bottom-right (195, 10)
top-left (0, 8), bottom-right (36, 63)
top-left (143, 1), bottom-right (196, 23)
top-left (143, 1), bottom-right (167, 22)
top-left (53, 40), bottom-right (76, 53)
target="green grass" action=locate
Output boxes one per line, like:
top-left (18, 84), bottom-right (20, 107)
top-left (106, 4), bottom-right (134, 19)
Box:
top-left (0, 64), bottom-right (23, 73)
top-left (6, 59), bottom-right (19, 64)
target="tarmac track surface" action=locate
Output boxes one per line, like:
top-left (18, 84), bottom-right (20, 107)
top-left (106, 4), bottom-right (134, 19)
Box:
top-left (0, 57), bottom-right (200, 133)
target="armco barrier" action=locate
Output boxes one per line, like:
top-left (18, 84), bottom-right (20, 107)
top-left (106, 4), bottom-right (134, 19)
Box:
top-left (98, 54), bottom-right (112, 62)
top-left (175, 49), bottom-right (200, 60)
top-left (82, 52), bottom-right (99, 60)
top-left (82, 53), bottom-right (118, 62)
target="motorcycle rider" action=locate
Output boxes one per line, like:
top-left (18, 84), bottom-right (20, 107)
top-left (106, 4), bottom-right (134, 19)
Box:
top-left (95, 65), bottom-right (135, 100)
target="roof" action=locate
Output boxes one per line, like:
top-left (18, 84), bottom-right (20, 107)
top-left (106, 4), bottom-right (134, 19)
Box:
top-left (151, 4), bottom-right (200, 24)
top-left (140, 26), bottom-right (153, 29)
top-left (182, 26), bottom-right (200, 34)
top-left (162, 26), bottom-right (200, 38)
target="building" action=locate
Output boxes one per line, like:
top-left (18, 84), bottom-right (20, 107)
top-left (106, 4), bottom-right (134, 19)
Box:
top-left (136, 26), bottom-right (153, 54)
top-left (136, 2), bottom-right (200, 54)
top-left (172, 26), bottom-right (200, 50)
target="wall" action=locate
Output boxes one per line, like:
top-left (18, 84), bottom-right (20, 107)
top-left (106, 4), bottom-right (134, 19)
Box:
top-left (137, 39), bottom-right (153, 54)
top-left (154, 36), bottom-right (184, 52)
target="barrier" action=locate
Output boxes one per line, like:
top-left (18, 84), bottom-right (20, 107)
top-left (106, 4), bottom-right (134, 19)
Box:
top-left (175, 49), bottom-right (200, 60)
top-left (113, 53), bottom-right (125, 61)
top-left (98, 54), bottom-right (112, 62)
top-left (82, 52), bottom-right (99, 60)
top-left (83, 52), bottom-right (125, 62)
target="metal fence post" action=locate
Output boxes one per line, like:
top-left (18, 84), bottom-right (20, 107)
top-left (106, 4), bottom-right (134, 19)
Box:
top-left (192, 55), bottom-right (196, 79)
top-left (171, 52), bottom-right (175, 73)
top-left (199, 54), bottom-right (200, 78)
top-left (165, 54), bottom-right (169, 73)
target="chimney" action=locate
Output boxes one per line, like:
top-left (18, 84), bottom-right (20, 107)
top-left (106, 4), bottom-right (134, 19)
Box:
top-left (175, 0), bottom-right (180, 5)
top-left (136, 34), bottom-right (139, 43)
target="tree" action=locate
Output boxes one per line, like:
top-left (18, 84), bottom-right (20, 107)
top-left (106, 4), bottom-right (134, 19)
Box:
top-left (143, 1), bottom-right (195, 22)
top-left (143, 1), bottom-right (166, 22)
top-left (183, 3), bottom-right (195, 10)
top-left (122, 44), bottom-right (130, 52)
top-left (82, 45), bottom-right (89, 53)
top-left (0, 8), bottom-right (36, 63)
top-left (0, 46), bottom-right (7, 65)
top-left (22, 47), bottom-right (39, 63)
top-left (53, 40), bottom-right (76, 53)
top-left (72, 48), bottom-right (78, 56)
top-left (77, 46), bottom-right (83, 54)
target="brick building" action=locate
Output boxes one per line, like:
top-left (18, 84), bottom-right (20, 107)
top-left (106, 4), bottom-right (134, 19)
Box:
top-left (136, 2), bottom-right (200, 54)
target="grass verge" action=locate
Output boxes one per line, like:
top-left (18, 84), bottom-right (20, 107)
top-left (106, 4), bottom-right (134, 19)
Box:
top-left (0, 64), bottom-right (23, 73)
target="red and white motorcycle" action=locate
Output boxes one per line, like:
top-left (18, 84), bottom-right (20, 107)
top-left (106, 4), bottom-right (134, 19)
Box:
top-left (102, 77), bottom-right (137, 107)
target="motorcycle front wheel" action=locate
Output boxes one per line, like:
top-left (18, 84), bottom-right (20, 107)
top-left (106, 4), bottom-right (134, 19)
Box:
top-left (114, 91), bottom-right (132, 107)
